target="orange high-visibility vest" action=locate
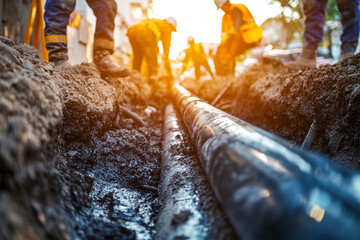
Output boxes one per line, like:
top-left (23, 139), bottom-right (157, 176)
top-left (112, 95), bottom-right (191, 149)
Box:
top-left (221, 4), bottom-right (262, 44)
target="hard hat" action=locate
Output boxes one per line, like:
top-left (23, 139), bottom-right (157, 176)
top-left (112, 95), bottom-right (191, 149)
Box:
top-left (165, 17), bottom-right (177, 32)
top-left (187, 36), bottom-right (194, 43)
top-left (214, 0), bottom-right (229, 9)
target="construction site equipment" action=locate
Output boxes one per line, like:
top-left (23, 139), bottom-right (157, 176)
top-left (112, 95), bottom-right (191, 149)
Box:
top-left (173, 82), bottom-right (360, 240)
top-left (25, 0), bottom-right (48, 61)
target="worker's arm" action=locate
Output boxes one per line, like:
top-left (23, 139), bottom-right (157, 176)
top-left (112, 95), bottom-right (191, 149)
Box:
top-left (224, 7), bottom-right (242, 50)
top-left (231, 7), bottom-right (243, 33)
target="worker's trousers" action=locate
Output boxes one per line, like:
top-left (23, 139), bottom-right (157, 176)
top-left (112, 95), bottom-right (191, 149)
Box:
top-left (127, 27), bottom-right (159, 77)
top-left (194, 60), bottom-right (212, 80)
top-left (44, 0), bottom-right (117, 62)
top-left (302, 0), bottom-right (359, 52)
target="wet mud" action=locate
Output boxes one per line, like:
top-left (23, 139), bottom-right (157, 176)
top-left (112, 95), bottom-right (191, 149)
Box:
top-left (52, 52), bottom-right (164, 238)
top-left (181, 56), bottom-right (360, 169)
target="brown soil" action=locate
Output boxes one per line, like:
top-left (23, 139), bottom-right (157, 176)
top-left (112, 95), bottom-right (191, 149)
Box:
top-left (181, 56), bottom-right (360, 169)
top-left (0, 36), bottom-right (235, 239)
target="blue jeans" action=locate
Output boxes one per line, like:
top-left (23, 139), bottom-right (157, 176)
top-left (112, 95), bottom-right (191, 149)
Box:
top-left (302, 0), bottom-right (359, 52)
top-left (44, 0), bottom-right (117, 61)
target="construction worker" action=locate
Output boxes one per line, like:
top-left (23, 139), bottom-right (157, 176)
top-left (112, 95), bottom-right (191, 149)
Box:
top-left (181, 36), bottom-right (215, 80)
top-left (214, 0), bottom-right (263, 75)
top-left (285, 0), bottom-right (359, 69)
top-left (127, 17), bottom-right (177, 82)
top-left (44, 0), bottom-right (130, 77)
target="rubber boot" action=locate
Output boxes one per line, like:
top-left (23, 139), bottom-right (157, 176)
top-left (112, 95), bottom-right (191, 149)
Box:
top-left (284, 47), bottom-right (317, 70)
top-left (93, 50), bottom-right (130, 77)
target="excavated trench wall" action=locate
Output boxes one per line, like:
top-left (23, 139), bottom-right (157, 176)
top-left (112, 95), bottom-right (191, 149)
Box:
top-left (182, 57), bottom-right (360, 169)
top-left (0, 37), bottom-right (72, 239)
top-left (0, 36), bottom-right (161, 239)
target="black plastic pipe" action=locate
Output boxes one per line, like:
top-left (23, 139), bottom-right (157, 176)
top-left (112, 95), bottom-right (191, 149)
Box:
top-left (156, 104), bottom-right (236, 239)
top-left (173, 82), bottom-right (360, 240)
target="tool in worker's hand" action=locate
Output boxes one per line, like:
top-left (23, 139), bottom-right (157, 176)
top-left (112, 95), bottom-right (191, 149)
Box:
top-left (25, 0), bottom-right (48, 61)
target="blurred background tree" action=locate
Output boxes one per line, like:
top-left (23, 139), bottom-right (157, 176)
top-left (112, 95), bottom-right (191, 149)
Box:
top-left (262, 0), bottom-right (304, 48)
top-left (324, 0), bottom-right (341, 58)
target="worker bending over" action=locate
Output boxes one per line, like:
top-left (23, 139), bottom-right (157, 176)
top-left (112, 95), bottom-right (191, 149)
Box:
top-left (127, 17), bottom-right (177, 82)
top-left (214, 0), bottom-right (262, 75)
top-left (181, 36), bottom-right (215, 80)
top-left (44, 0), bottom-right (130, 77)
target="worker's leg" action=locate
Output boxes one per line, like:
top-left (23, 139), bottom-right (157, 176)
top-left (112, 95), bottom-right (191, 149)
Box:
top-left (86, 0), bottom-right (130, 77)
top-left (302, 0), bottom-right (328, 48)
top-left (44, 0), bottom-right (75, 63)
top-left (284, 0), bottom-right (327, 69)
top-left (337, 0), bottom-right (359, 59)
top-left (202, 60), bottom-right (215, 79)
top-left (142, 35), bottom-right (159, 78)
top-left (194, 64), bottom-right (201, 80)
top-left (128, 32), bottom-right (144, 72)
top-left (86, 0), bottom-right (116, 54)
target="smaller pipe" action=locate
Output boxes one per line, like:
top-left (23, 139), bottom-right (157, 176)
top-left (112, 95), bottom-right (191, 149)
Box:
top-left (301, 119), bottom-right (317, 150)
top-left (211, 80), bottom-right (232, 106)
top-left (156, 104), bottom-right (236, 239)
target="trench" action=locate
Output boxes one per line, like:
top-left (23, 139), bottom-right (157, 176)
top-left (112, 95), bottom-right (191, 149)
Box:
top-left (59, 114), bottom-right (163, 239)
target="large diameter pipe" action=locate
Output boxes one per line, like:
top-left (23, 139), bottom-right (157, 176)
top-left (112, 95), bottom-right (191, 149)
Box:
top-left (173, 83), bottom-right (360, 240)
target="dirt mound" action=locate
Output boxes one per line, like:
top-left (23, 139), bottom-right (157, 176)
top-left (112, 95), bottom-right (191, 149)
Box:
top-left (182, 56), bottom-right (360, 169)
top-left (0, 36), bottom-right (71, 239)
top-left (0, 36), bottom-right (164, 239)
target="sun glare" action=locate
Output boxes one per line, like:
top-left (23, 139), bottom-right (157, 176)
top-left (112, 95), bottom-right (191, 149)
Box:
top-left (151, 0), bottom-right (279, 59)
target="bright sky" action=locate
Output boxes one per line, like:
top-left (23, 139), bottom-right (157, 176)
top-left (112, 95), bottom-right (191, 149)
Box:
top-left (151, 0), bottom-right (280, 59)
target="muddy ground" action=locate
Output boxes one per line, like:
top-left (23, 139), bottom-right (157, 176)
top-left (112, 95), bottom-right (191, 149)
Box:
top-left (0, 36), bottom-right (235, 239)
top-left (181, 56), bottom-right (360, 169)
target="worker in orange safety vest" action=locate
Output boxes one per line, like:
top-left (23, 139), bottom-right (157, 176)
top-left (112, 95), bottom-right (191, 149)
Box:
top-left (214, 0), bottom-right (263, 75)
top-left (181, 36), bottom-right (215, 80)
top-left (127, 17), bottom-right (177, 82)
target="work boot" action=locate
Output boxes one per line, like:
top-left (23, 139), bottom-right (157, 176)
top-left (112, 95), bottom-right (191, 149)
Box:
top-left (340, 51), bottom-right (354, 61)
top-left (339, 43), bottom-right (357, 61)
top-left (53, 59), bottom-right (72, 70)
top-left (49, 51), bottom-right (72, 70)
top-left (284, 47), bottom-right (317, 70)
top-left (93, 50), bottom-right (130, 77)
